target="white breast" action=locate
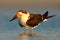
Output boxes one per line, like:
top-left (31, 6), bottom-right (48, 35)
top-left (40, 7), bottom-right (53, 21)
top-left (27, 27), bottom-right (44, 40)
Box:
top-left (20, 13), bottom-right (30, 27)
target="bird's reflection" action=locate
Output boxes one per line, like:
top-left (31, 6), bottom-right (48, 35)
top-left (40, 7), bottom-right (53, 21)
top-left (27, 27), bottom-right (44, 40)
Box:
top-left (17, 33), bottom-right (40, 40)
top-left (17, 35), bottom-right (28, 40)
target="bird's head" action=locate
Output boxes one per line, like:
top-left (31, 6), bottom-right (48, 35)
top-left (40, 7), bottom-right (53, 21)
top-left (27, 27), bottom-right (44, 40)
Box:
top-left (9, 10), bottom-right (28, 22)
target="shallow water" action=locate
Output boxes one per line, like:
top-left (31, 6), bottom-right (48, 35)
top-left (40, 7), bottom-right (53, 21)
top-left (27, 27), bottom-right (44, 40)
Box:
top-left (17, 34), bottom-right (60, 40)
top-left (0, 33), bottom-right (60, 40)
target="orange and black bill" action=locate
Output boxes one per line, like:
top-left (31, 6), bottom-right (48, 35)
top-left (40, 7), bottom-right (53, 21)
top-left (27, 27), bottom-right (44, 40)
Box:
top-left (9, 15), bottom-right (17, 22)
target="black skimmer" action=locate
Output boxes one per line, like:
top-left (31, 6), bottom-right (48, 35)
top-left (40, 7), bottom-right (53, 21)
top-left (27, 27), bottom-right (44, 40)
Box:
top-left (9, 10), bottom-right (56, 34)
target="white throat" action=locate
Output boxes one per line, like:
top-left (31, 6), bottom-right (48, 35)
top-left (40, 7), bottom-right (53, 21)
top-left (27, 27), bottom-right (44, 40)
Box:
top-left (20, 12), bottom-right (30, 25)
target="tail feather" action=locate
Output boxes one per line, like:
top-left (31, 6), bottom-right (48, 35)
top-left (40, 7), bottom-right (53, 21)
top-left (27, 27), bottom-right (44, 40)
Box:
top-left (47, 15), bottom-right (56, 19)
top-left (43, 11), bottom-right (48, 20)
top-left (43, 11), bottom-right (56, 20)
top-left (43, 11), bottom-right (48, 17)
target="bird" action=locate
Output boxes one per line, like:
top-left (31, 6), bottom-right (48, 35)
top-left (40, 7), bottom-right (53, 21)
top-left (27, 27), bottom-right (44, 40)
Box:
top-left (9, 10), bottom-right (56, 34)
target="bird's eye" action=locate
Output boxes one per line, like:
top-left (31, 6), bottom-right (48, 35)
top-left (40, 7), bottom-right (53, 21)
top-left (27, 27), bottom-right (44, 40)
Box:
top-left (22, 11), bottom-right (27, 14)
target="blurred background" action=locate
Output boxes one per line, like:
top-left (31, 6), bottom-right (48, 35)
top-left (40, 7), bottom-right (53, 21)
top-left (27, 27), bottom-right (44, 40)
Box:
top-left (0, 0), bottom-right (60, 40)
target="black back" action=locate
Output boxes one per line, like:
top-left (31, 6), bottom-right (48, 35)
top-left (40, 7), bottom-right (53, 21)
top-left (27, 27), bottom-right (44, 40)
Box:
top-left (26, 13), bottom-right (43, 27)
